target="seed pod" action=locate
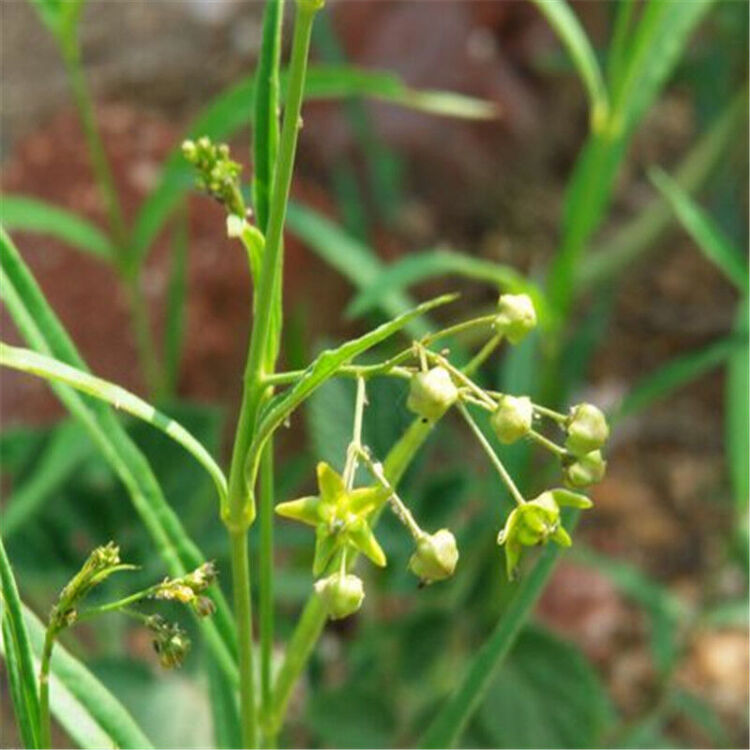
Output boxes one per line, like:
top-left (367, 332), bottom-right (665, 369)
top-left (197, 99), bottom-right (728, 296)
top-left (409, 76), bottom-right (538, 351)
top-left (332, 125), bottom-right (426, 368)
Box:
top-left (490, 395), bottom-right (533, 444)
top-left (493, 294), bottom-right (537, 344)
top-left (314, 573), bottom-right (365, 620)
top-left (565, 403), bottom-right (609, 456)
top-left (409, 529), bottom-right (459, 583)
top-left (407, 367), bottom-right (458, 421)
top-left (564, 450), bottom-right (606, 488)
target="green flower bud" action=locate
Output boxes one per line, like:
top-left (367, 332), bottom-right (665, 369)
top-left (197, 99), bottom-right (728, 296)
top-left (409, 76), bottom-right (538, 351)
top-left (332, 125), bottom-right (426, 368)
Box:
top-left (490, 395), bottom-right (533, 444)
top-left (493, 294), bottom-right (537, 344)
top-left (407, 367), bottom-right (458, 421)
top-left (409, 529), bottom-right (459, 583)
top-left (563, 450), bottom-right (606, 488)
top-left (565, 403), bottom-right (609, 456)
top-left (181, 139), bottom-right (197, 162)
top-left (314, 573), bottom-right (365, 620)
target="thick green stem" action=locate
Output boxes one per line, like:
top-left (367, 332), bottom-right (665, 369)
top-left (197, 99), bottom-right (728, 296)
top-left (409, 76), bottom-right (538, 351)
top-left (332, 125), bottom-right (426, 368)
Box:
top-left (230, 529), bottom-right (257, 749)
top-left (38, 627), bottom-right (56, 749)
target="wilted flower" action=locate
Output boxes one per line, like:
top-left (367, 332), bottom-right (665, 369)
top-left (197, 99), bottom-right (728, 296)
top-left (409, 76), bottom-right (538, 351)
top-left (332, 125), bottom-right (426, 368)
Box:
top-left (407, 366), bottom-right (459, 422)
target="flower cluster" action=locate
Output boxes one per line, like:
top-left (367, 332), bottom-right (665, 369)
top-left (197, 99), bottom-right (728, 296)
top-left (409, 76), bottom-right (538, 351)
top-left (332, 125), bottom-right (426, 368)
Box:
top-left (181, 137), bottom-right (245, 217)
top-left (153, 561), bottom-right (218, 618)
top-left (276, 292), bottom-right (610, 619)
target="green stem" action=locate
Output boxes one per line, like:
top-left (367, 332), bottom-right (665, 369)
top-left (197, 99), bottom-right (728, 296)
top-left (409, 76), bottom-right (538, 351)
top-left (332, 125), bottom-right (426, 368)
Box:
top-left (126, 274), bottom-right (163, 397)
top-left (258, 444), bottom-right (275, 743)
top-left (527, 429), bottom-right (567, 457)
top-left (230, 529), bottom-right (257, 749)
top-left (458, 404), bottom-right (526, 506)
top-left (38, 626), bottom-right (56, 749)
top-left (463, 333), bottom-right (502, 377)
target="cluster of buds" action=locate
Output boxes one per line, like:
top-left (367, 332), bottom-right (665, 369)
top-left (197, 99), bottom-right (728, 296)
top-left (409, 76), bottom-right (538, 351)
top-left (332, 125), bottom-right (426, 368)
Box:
top-left (145, 615), bottom-right (191, 669)
top-left (182, 137), bottom-right (245, 217)
top-left (276, 290), bottom-right (610, 617)
top-left (153, 562), bottom-right (218, 618)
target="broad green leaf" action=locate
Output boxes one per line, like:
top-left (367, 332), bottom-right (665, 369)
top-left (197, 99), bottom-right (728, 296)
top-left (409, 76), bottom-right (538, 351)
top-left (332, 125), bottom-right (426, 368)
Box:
top-left (247, 294), bottom-right (456, 489)
top-left (614, 336), bottom-right (738, 421)
top-left (347, 247), bottom-right (550, 326)
top-left (0, 195), bottom-right (115, 262)
top-left (420, 515), bottom-right (578, 749)
top-left (2, 419), bottom-right (93, 537)
top-left (0, 342), bottom-right (228, 508)
top-left (726, 300), bottom-right (749, 517)
top-left (285, 201), bottom-right (425, 334)
top-left (18, 604), bottom-right (153, 749)
top-left (0, 226), bottom-right (239, 686)
top-left (530, 0), bottom-right (609, 131)
top-left (477, 625), bottom-right (613, 749)
top-left (131, 65), bottom-right (496, 265)
top-left (0, 538), bottom-right (41, 748)
top-left (649, 167), bottom-right (747, 291)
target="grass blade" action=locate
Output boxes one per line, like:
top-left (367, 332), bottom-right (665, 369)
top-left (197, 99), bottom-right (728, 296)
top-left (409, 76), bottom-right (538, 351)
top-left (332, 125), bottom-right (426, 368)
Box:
top-left (2, 419), bottom-right (92, 537)
top-left (163, 202), bottom-right (189, 395)
top-left (614, 336), bottom-right (738, 421)
top-left (530, 0), bottom-right (609, 131)
top-left (0, 538), bottom-right (41, 748)
top-left (649, 166), bottom-right (747, 291)
top-left (207, 654), bottom-right (242, 749)
top-left (0, 227), bottom-right (239, 686)
top-left (347, 247), bottom-right (550, 326)
top-left (1, 195), bottom-right (115, 262)
top-left (0, 342), bottom-right (228, 508)
top-left (727, 299), bottom-right (749, 522)
top-left (20, 604), bottom-right (153, 749)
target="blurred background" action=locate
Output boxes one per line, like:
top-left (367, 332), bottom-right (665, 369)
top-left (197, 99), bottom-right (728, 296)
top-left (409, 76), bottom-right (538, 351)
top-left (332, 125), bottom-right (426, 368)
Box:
top-left (1, 1), bottom-right (748, 748)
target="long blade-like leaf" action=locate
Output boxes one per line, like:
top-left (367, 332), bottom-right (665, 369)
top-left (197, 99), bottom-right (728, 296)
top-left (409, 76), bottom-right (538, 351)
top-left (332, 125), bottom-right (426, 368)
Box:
top-left (0, 342), bottom-right (228, 507)
top-left (529, 0), bottom-right (608, 131)
top-left (649, 166), bottom-right (747, 291)
top-left (1, 195), bottom-right (115, 262)
top-left (0, 226), bottom-right (239, 685)
top-left (246, 294), bottom-right (456, 487)
top-left (727, 300), bottom-right (749, 520)
top-left (347, 247), bottom-right (550, 325)
top-left (0, 538), bottom-right (41, 748)
top-left (131, 65), bottom-right (496, 265)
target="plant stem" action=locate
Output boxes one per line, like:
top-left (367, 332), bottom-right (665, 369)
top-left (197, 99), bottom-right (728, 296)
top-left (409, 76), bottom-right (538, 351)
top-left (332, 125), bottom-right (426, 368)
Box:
top-left (38, 626), bottom-right (56, 749)
top-left (230, 529), bottom-right (257, 749)
top-left (258, 446), bottom-right (275, 744)
top-left (458, 404), bottom-right (526, 506)
top-left (527, 429), bottom-right (567, 457)
top-left (463, 333), bottom-right (502, 377)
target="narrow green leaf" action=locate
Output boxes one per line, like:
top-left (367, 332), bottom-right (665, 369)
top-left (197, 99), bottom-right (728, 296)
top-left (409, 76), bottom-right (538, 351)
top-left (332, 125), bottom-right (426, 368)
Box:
top-left (285, 201), bottom-right (426, 334)
top-left (649, 166), bottom-right (747, 291)
top-left (163, 203), bottom-right (189, 395)
top-left (614, 336), bottom-right (737, 421)
top-left (419, 517), bottom-right (577, 748)
top-left (1, 195), bottom-right (115, 262)
top-left (0, 227), bottom-right (239, 685)
top-left (0, 538), bottom-right (41, 748)
top-left (530, 0), bottom-right (609, 131)
top-left (0, 342), bottom-right (228, 508)
top-left (347, 247), bottom-right (550, 326)
top-left (726, 299), bottom-right (749, 515)
top-left (2, 419), bottom-right (92, 537)
top-left (131, 65), bottom-right (495, 265)
top-left (207, 654), bottom-right (242, 749)
top-left (247, 294), bottom-right (456, 482)
top-left (19, 604), bottom-right (153, 749)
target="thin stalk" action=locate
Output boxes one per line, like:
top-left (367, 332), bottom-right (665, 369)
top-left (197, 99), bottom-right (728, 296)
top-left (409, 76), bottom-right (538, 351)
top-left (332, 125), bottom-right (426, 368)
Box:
top-left (458, 404), bottom-right (526, 506)
top-left (527, 429), bottom-right (567, 457)
top-left (258, 446), bottom-right (275, 744)
top-left (126, 274), bottom-right (163, 397)
top-left (38, 627), bottom-right (56, 749)
top-left (230, 529), bottom-right (256, 749)
top-left (463, 333), bottom-right (502, 377)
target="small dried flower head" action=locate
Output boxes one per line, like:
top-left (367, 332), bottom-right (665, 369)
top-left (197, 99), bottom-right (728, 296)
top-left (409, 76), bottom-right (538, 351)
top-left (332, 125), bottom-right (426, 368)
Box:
top-left (154, 580), bottom-right (195, 604)
top-left (493, 294), bottom-right (537, 344)
top-left (184, 562), bottom-right (217, 593)
top-left (314, 572), bottom-right (365, 620)
top-left (409, 529), bottom-right (459, 583)
top-left (407, 366), bottom-right (458, 421)
top-left (565, 403), bottom-right (609, 456)
top-left (490, 395), bottom-right (533, 444)
top-left (193, 595), bottom-right (216, 618)
top-left (563, 450), bottom-right (606, 488)
top-left (147, 616), bottom-right (191, 669)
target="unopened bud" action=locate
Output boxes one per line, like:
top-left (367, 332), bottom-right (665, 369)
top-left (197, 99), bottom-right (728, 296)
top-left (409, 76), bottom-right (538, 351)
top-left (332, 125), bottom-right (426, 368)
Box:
top-left (409, 529), bottom-right (458, 583)
top-left (314, 573), bottom-right (364, 620)
top-left (407, 367), bottom-right (458, 421)
top-left (493, 294), bottom-right (537, 344)
top-left (490, 395), bottom-right (533, 444)
top-left (565, 403), bottom-right (609, 456)
top-left (563, 450), bottom-right (606, 488)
